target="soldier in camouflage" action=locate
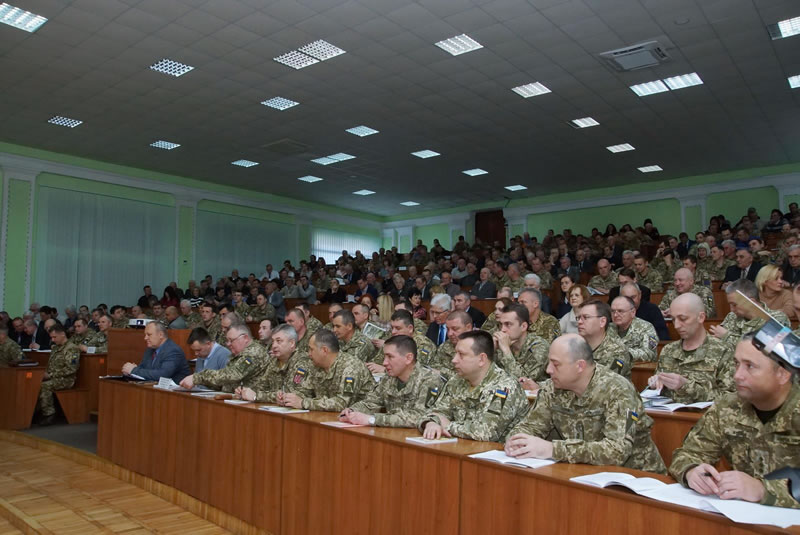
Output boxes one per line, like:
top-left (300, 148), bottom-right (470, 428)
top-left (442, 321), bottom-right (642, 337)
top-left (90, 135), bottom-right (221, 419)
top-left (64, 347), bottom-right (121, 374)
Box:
top-left (588, 259), bottom-right (619, 295)
top-left (504, 264), bottom-right (525, 294)
top-left (707, 245), bottom-right (736, 282)
top-left (280, 329), bottom-right (373, 412)
top-left (431, 311), bottom-right (474, 379)
top-left (200, 303), bottom-right (226, 345)
top-left (37, 324), bottom-right (80, 425)
top-left (341, 335), bottom-right (445, 428)
top-left (246, 293), bottom-right (276, 323)
top-left (490, 262), bottom-right (511, 291)
top-left (683, 255), bottom-right (713, 287)
top-left (231, 290), bottom-right (251, 320)
top-left (0, 323), bottom-right (22, 366)
top-left (332, 309), bottom-right (380, 364)
top-left (610, 296), bottom-right (658, 362)
top-left (670, 336), bottom-right (800, 508)
top-left (321, 303), bottom-right (342, 332)
top-left (710, 279), bottom-right (791, 349)
top-left (286, 308), bottom-right (312, 354)
top-left (649, 294), bottom-right (735, 403)
top-left (529, 257), bottom-right (553, 290)
top-left (577, 300), bottom-right (632, 380)
top-left (367, 310), bottom-right (436, 373)
top-left (493, 304), bottom-right (550, 383)
top-left (256, 318), bottom-right (274, 353)
top-left (518, 288), bottom-right (561, 343)
top-left (506, 334), bottom-right (666, 473)
top-left (480, 289), bottom-right (514, 335)
top-left (419, 331), bottom-right (528, 442)
top-left (659, 268), bottom-right (717, 318)
top-left (633, 254), bottom-right (664, 292)
top-left (180, 300), bottom-right (202, 329)
top-left (110, 305), bottom-right (129, 329)
top-left (180, 323), bottom-right (269, 392)
top-left (70, 316), bottom-right (108, 353)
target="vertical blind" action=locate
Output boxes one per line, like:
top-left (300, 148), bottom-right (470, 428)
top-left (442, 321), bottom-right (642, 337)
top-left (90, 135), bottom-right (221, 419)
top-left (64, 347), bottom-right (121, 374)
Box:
top-left (33, 187), bottom-right (176, 310)
top-left (311, 228), bottom-right (380, 263)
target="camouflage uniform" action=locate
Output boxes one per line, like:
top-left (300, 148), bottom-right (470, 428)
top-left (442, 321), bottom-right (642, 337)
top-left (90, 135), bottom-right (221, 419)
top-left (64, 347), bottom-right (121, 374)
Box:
top-left (491, 274), bottom-right (510, 290)
top-left (248, 303), bottom-right (276, 323)
top-left (251, 350), bottom-right (315, 403)
top-left (0, 337), bottom-right (22, 366)
top-left (413, 318), bottom-right (427, 337)
top-left (656, 262), bottom-right (678, 285)
top-left (717, 305), bottom-right (791, 349)
top-left (419, 363), bottom-right (529, 442)
top-left (69, 331), bottom-right (107, 353)
top-left (510, 366), bottom-right (666, 473)
top-left (636, 268), bottom-right (663, 292)
top-left (588, 272), bottom-right (619, 292)
top-left (591, 332), bottom-right (633, 380)
top-left (349, 365), bottom-right (445, 427)
top-left (670, 385), bottom-right (800, 508)
top-left (306, 316), bottom-right (324, 336)
top-left (339, 330), bottom-right (380, 364)
top-left (296, 329), bottom-right (312, 354)
top-left (300, 351), bottom-right (373, 411)
top-left (204, 316), bottom-right (226, 345)
top-left (707, 259), bottom-right (735, 282)
top-left (192, 340), bottom-right (270, 393)
top-left (414, 334), bottom-right (437, 369)
top-left (656, 335), bottom-right (735, 403)
top-left (38, 339), bottom-right (81, 417)
top-left (658, 285), bottom-right (717, 318)
top-left (496, 332), bottom-right (550, 382)
top-left (183, 311), bottom-right (202, 329)
top-left (431, 340), bottom-right (457, 378)
top-left (506, 278), bottom-right (525, 294)
top-left (112, 317), bottom-right (128, 329)
top-left (612, 317), bottom-right (658, 363)
top-left (481, 311), bottom-right (499, 335)
top-left (233, 301), bottom-right (251, 320)
top-left (528, 312), bottom-right (561, 343)
top-left (533, 270), bottom-right (553, 290)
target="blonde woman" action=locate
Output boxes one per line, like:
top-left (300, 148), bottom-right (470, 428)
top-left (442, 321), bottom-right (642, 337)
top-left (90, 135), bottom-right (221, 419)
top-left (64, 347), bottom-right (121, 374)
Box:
top-left (755, 265), bottom-right (795, 319)
top-left (559, 284), bottom-right (591, 334)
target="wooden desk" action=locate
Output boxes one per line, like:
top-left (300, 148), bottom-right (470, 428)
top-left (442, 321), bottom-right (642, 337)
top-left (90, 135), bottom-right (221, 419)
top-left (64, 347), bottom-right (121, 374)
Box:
top-left (648, 408), bottom-right (703, 467)
top-left (632, 362), bottom-right (657, 392)
top-left (106, 328), bottom-right (192, 375)
top-left (78, 354), bottom-right (107, 412)
top-left (0, 366), bottom-right (45, 429)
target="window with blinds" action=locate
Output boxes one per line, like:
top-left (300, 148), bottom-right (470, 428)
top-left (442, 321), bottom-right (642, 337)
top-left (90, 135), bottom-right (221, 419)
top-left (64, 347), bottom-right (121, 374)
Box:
top-left (311, 228), bottom-right (380, 262)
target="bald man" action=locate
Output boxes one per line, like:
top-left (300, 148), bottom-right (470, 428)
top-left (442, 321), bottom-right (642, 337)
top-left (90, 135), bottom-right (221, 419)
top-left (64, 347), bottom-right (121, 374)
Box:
top-left (648, 293), bottom-right (735, 403)
top-left (588, 259), bottom-right (618, 295)
top-left (658, 268), bottom-right (716, 318)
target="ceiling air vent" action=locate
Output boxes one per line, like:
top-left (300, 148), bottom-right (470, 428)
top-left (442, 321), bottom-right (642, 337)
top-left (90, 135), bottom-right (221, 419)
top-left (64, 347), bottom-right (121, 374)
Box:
top-left (598, 41), bottom-right (670, 71)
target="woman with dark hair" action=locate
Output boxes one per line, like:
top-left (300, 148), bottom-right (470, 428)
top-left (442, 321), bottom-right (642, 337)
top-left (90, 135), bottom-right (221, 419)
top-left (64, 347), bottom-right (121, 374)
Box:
top-left (604, 223), bottom-right (617, 237)
top-left (160, 286), bottom-right (179, 308)
top-left (322, 278), bottom-right (346, 303)
top-left (408, 288), bottom-right (426, 321)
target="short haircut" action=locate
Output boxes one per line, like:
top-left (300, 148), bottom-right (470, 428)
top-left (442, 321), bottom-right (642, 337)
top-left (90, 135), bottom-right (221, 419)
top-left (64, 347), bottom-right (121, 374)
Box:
top-left (447, 310), bottom-right (473, 327)
top-left (617, 268), bottom-right (636, 279)
top-left (455, 290), bottom-right (471, 301)
top-left (222, 312), bottom-right (246, 326)
top-left (503, 303), bottom-right (530, 326)
top-left (390, 309), bottom-right (414, 327)
top-left (227, 323), bottom-right (250, 338)
top-left (684, 254), bottom-right (697, 265)
top-left (353, 303), bottom-right (370, 315)
top-left (579, 300), bottom-right (611, 330)
top-left (100, 313), bottom-right (113, 324)
top-left (110, 305), bottom-right (124, 314)
top-left (518, 287), bottom-right (541, 303)
top-left (385, 334), bottom-right (417, 361)
top-left (295, 302), bottom-right (310, 312)
top-left (431, 293), bottom-right (452, 311)
top-left (459, 330), bottom-right (495, 361)
top-left (564, 336), bottom-right (594, 364)
top-left (524, 273), bottom-right (541, 285)
top-left (0, 323), bottom-right (8, 334)
top-left (286, 308), bottom-right (305, 322)
top-left (201, 303), bottom-right (217, 313)
top-left (272, 324), bottom-right (298, 343)
top-left (725, 278), bottom-right (759, 300)
top-left (612, 296), bottom-right (637, 310)
top-left (312, 329), bottom-right (339, 352)
top-left (48, 323), bottom-right (66, 335)
top-left (74, 317), bottom-right (87, 327)
top-left (187, 327), bottom-right (212, 345)
top-left (149, 321), bottom-right (168, 336)
top-left (333, 309), bottom-right (355, 326)
top-left (180, 299), bottom-right (191, 307)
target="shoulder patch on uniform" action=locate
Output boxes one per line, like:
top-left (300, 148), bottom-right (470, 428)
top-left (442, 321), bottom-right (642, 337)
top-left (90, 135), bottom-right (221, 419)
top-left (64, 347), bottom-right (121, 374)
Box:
top-left (293, 367), bottom-right (307, 384)
top-left (420, 348), bottom-right (430, 356)
top-left (626, 409), bottom-right (639, 433)
top-left (343, 376), bottom-right (355, 394)
top-left (613, 359), bottom-right (624, 373)
top-left (244, 357), bottom-right (252, 365)
top-left (487, 388), bottom-right (508, 415)
top-left (648, 336), bottom-right (657, 350)
top-left (425, 386), bottom-right (440, 408)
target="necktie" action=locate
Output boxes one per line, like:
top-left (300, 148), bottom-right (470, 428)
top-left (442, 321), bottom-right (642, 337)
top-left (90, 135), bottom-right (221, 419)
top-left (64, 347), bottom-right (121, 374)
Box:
top-left (152, 348), bottom-right (158, 362)
top-left (741, 267), bottom-right (747, 279)
top-left (438, 324), bottom-right (446, 345)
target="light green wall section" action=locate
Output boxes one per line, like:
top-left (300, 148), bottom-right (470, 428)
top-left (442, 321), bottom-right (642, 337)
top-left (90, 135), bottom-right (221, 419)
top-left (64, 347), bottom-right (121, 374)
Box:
top-left (706, 187), bottom-right (778, 224)
top-left (450, 228), bottom-right (461, 248)
top-left (415, 223), bottom-right (450, 249)
top-left (38, 173), bottom-right (174, 206)
top-left (398, 234), bottom-right (411, 253)
top-left (311, 220), bottom-right (381, 238)
top-left (197, 200), bottom-right (295, 224)
top-left (685, 205), bottom-right (702, 237)
top-left (4, 179), bottom-right (32, 313)
top-left (509, 224), bottom-right (524, 239)
top-left (298, 224), bottom-right (311, 260)
top-left (383, 230), bottom-right (395, 250)
top-left (177, 206), bottom-right (194, 286)
top-left (527, 198), bottom-right (682, 239)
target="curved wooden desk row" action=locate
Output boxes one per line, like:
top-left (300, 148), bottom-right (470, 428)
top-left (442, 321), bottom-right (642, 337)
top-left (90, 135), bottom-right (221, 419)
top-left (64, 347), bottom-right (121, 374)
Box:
top-left (97, 380), bottom-right (795, 535)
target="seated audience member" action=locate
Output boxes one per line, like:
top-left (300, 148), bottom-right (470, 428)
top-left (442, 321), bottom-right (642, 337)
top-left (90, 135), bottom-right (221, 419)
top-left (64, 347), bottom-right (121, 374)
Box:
top-left (246, 293), bottom-right (277, 323)
top-left (522, 274), bottom-right (552, 314)
top-left (559, 284), bottom-right (589, 335)
top-left (24, 318), bottom-right (51, 350)
top-left (180, 324), bottom-right (268, 392)
top-left (408, 288), bottom-right (427, 321)
top-left (659, 268), bottom-right (716, 318)
top-left (648, 294), bottom-right (735, 403)
top-left (199, 303), bottom-right (225, 345)
top-left (0, 323), bottom-right (23, 365)
top-left (278, 329), bottom-right (372, 412)
top-left (710, 279), bottom-right (791, 349)
top-left (12, 317), bottom-right (30, 347)
top-left (669, 335), bottom-right (800, 508)
top-left (186, 327), bottom-right (231, 373)
top-left (755, 265), bottom-right (795, 320)
top-left (110, 305), bottom-right (128, 328)
top-left (323, 278), bottom-right (347, 303)
top-left (607, 268), bottom-right (652, 303)
top-left (493, 303), bottom-right (550, 385)
top-left (281, 277), bottom-right (300, 298)
top-left (257, 318), bottom-right (274, 351)
top-left (610, 296), bottom-right (658, 363)
top-left (296, 275), bottom-right (317, 305)
top-left (230, 290), bottom-right (250, 319)
top-left (620, 283), bottom-right (669, 341)
top-left (332, 309), bottom-right (379, 364)
top-left (418, 331), bottom-right (528, 442)
top-left (470, 268), bottom-right (497, 300)
top-left (588, 259), bottom-right (618, 295)
top-left (36, 324), bottom-right (80, 426)
top-left (180, 300), bottom-right (202, 328)
top-left (518, 288), bottom-right (560, 343)
top-left (372, 310), bottom-right (437, 371)
top-left (459, 262), bottom-right (479, 287)
top-left (480, 288), bottom-right (513, 334)
top-left (780, 245), bottom-right (800, 287)
top-left (453, 290), bottom-right (486, 328)
top-left (633, 253), bottom-right (664, 292)
top-left (295, 303), bottom-right (324, 336)
top-left (708, 245), bottom-right (735, 282)
top-left (555, 274), bottom-right (576, 319)
top-left (505, 334), bottom-right (665, 473)
top-left (432, 311), bottom-right (474, 378)
top-left (576, 301), bottom-right (632, 380)
top-left (121, 322), bottom-right (190, 382)
top-left (164, 306), bottom-right (187, 329)
top-left (340, 335), bottom-right (444, 428)
top-left (354, 277), bottom-right (378, 301)
top-left (70, 316), bottom-right (109, 353)
top-left (722, 248), bottom-right (763, 285)
top-left (426, 293), bottom-right (453, 346)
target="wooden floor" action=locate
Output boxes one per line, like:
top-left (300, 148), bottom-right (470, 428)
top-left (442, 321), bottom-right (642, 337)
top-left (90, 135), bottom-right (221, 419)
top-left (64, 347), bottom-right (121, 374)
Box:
top-left (0, 434), bottom-right (231, 534)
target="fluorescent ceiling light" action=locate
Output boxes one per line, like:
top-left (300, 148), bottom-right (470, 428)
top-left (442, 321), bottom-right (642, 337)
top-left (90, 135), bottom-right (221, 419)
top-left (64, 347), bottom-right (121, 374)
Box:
top-left (606, 143), bottom-right (635, 153)
top-left (298, 175), bottom-right (323, 183)
top-left (311, 153), bottom-right (355, 165)
top-left (346, 125), bottom-right (379, 137)
top-left (311, 157), bottom-right (338, 165)
top-left (48, 116), bottom-right (82, 128)
top-left (463, 168), bottom-right (488, 176)
top-left (505, 185), bottom-right (527, 191)
top-left (512, 82), bottom-right (551, 98)
top-left (261, 97), bottom-right (299, 110)
top-left (630, 80), bottom-right (669, 97)
top-left (570, 117), bottom-right (599, 128)
top-left (638, 165), bottom-right (663, 173)
top-left (232, 159), bottom-right (259, 167)
top-left (150, 140), bottom-right (180, 150)
top-left (663, 72), bottom-right (703, 90)
top-left (274, 50), bottom-right (319, 69)
top-left (299, 40), bottom-right (346, 61)
top-left (150, 58), bottom-right (194, 77)
top-left (435, 34), bottom-right (483, 56)
top-left (400, 201), bottom-right (420, 206)
top-left (353, 189), bottom-right (375, 196)
top-left (0, 3), bottom-right (47, 32)
top-left (768, 16), bottom-right (800, 39)
top-left (789, 75), bottom-right (800, 89)
top-left (411, 150), bottom-right (440, 158)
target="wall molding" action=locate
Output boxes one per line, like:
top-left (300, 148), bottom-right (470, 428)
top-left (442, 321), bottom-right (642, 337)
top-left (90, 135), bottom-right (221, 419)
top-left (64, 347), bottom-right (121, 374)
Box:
top-left (0, 173), bottom-right (8, 310)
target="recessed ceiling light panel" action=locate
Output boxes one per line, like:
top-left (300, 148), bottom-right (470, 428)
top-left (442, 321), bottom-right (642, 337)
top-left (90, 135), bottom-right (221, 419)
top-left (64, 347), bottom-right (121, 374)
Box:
top-left (328, 153), bottom-right (355, 161)
top-left (261, 97), bottom-right (299, 110)
top-left (512, 82), bottom-right (551, 98)
top-left (298, 175), bottom-right (323, 183)
top-left (0, 2), bottom-right (47, 32)
top-left (435, 34), bottom-right (483, 56)
top-left (789, 75), bottom-right (800, 89)
top-left (768, 16), bottom-right (800, 40)
top-left (400, 201), bottom-right (420, 206)
top-left (663, 72), bottom-right (703, 90)
top-left (232, 159), bottom-right (259, 167)
top-left (630, 80), bottom-right (669, 97)
top-left (311, 157), bottom-right (337, 165)
top-left (570, 117), bottom-right (600, 128)
top-left (346, 126), bottom-right (379, 137)
top-left (353, 189), bottom-right (375, 196)
top-left (150, 140), bottom-right (180, 150)
top-left (638, 165), bottom-right (663, 172)
top-left (150, 58), bottom-right (194, 77)
top-left (299, 40), bottom-right (346, 61)
top-left (48, 116), bottom-right (82, 128)
top-left (274, 50), bottom-right (319, 69)
top-left (606, 143), bottom-right (635, 153)
top-left (505, 185), bottom-right (528, 191)
top-left (463, 168), bottom-right (488, 176)
top-left (411, 150), bottom-right (440, 158)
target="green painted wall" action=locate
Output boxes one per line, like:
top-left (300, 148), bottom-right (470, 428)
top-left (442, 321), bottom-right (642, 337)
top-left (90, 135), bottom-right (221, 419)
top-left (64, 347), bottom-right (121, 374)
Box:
top-left (450, 228), bottom-right (461, 248)
top-left (38, 173), bottom-right (174, 206)
top-left (4, 179), bottom-right (32, 314)
top-left (383, 230), bottom-right (395, 250)
top-left (685, 205), bottom-right (702, 237)
top-left (177, 206), bottom-right (194, 286)
top-left (311, 220), bottom-right (381, 238)
top-left (197, 199), bottom-right (294, 224)
top-left (298, 224), bottom-right (311, 260)
top-left (398, 234), bottom-right (411, 253)
top-left (527, 198), bottom-right (682, 240)
top-left (706, 187), bottom-right (778, 225)
top-left (510, 224), bottom-right (524, 239)
top-left (415, 223), bottom-right (450, 249)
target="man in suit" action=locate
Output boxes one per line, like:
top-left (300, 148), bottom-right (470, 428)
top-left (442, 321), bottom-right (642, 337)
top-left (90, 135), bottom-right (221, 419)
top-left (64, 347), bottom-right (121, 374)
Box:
top-left (24, 319), bottom-right (51, 350)
top-left (426, 294), bottom-right (453, 346)
top-left (722, 248), bottom-right (762, 287)
top-left (780, 244), bottom-right (800, 287)
top-left (121, 321), bottom-right (190, 382)
top-left (453, 291), bottom-right (486, 328)
top-left (607, 268), bottom-right (652, 303)
top-left (187, 327), bottom-right (230, 372)
top-left (11, 317), bottom-right (30, 347)
top-left (165, 306), bottom-right (187, 329)
top-left (470, 268), bottom-right (497, 300)
top-left (266, 281), bottom-right (286, 322)
top-left (620, 283), bottom-right (670, 341)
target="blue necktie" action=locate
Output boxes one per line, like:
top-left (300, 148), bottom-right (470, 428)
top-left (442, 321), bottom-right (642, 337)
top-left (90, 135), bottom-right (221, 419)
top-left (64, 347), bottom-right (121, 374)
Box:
top-left (438, 325), bottom-right (446, 345)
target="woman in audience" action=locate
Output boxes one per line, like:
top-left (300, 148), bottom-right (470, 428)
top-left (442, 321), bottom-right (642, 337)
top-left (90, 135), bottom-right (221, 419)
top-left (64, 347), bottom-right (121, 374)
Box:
top-left (188, 286), bottom-right (204, 308)
top-left (372, 294), bottom-right (394, 325)
top-left (388, 273), bottom-right (406, 300)
top-left (556, 274), bottom-right (576, 319)
top-left (323, 278), bottom-right (346, 303)
top-left (559, 284), bottom-right (590, 334)
top-left (161, 286), bottom-right (180, 308)
top-left (493, 297), bottom-right (513, 319)
top-left (755, 265), bottom-right (795, 319)
top-left (408, 288), bottom-right (427, 321)
top-left (604, 224), bottom-right (617, 237)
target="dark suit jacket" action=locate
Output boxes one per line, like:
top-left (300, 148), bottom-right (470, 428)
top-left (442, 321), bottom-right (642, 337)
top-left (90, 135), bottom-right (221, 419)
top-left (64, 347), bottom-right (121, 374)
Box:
top-left (426, 322), bottom-right (447, 346)
top-left (637, 301), bottom-right (670, 341)
top-left (556, 300), bottom-right (570, 319)
top-left (608, 284), bottom-right (652, 304)
top-left (13, 331), bottom-right (31, 347)
top-left (782, 264), bottom-right (800, 286)
top-left (465, 307), bottom-right (486, 328)
top-left (33, 326), bottom-right (51, 350)
top-left (133, 338), bottom-right (191, 382)
top-left (723, 262), bottom-right (763, 283)
top-left (470, 281), bottom-right (497, 299)
top-left (540, 294), bottom-right (552, 315)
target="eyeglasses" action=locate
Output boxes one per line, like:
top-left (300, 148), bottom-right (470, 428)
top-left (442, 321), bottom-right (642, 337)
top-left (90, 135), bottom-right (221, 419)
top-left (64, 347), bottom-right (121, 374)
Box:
top-left (576, 314), bottom-right (602, 321)
top-left (610, 308), bottom-right (635, 316)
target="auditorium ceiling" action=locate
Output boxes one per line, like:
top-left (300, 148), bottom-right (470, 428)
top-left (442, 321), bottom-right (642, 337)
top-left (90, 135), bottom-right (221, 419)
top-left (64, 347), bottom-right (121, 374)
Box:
top-left (1, 0), bottom-right (799, 216)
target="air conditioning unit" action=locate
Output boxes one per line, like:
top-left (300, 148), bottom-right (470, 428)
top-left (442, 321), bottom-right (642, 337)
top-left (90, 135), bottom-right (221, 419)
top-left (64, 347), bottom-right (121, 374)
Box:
top-left (598, 41), bottom-right (670, 71)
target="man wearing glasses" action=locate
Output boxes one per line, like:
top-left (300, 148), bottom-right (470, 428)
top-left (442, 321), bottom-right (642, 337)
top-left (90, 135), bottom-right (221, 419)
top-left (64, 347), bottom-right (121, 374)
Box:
top-left (179, 323), bottom-right (269, 392)
top-left (576, 300), bottom-right (632, 380)
top-left (610, 296), bottom-right (658, 363)
top-left (426, 294), bottom-right (453, 346)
